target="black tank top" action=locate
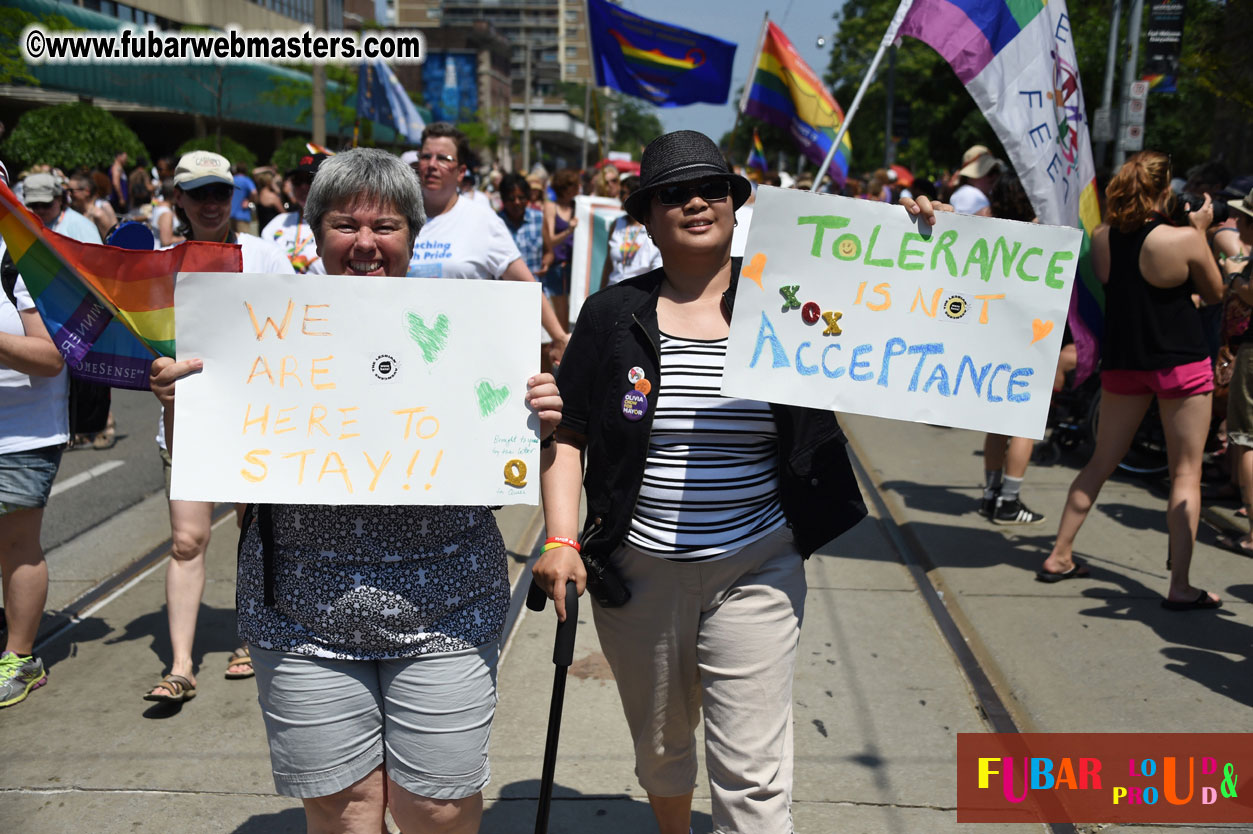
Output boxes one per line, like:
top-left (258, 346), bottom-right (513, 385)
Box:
top-left (1102, 218), bottom-right (1209, 371)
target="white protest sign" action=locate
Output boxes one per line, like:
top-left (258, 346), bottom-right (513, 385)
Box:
top-left (569, 195), bottom-right (624, 322)
top-left (170, 274), bottom-right (542, 505)
top-left (723, 187), bottom-right (1083, 439)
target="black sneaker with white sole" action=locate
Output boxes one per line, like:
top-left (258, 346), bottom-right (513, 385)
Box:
top-left (978, 495), bottom-right (997, 519)
top-left (993, 497), bottom-right (1045, 525)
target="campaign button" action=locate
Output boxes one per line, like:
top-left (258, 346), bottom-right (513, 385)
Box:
top-left (621, 390), bottom-right (648, 421)
top-left (628, 366), bottom-right (645, 384)
top-left (634, 379), bottom-right (652, 395)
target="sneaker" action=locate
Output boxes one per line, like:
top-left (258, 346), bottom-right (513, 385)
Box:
top-left (978, 494), bottom-right (998, 518)
top-left (993, 497), bottom-right (1046, 525)
top-left (0, 651), bottom-right (47, 708)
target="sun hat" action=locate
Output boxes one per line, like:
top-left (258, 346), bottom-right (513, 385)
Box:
top-left (624, 130), bottom-right (752, 222)
top-left (22, 172), bottom-right (61, 204)
top-left (173, 151), bottom-right (232, 190)
top-left (1229, 188), bottom-right (1253, 221)
top-left (957, 144), bottom-right (1002, 180)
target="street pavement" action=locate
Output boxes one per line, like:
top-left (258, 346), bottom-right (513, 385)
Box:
top-left (3, 411), bottom-right (1249, 833)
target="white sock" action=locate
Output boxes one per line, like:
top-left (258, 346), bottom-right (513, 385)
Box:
top-left (1001, 475), bottom-right (1023, 502)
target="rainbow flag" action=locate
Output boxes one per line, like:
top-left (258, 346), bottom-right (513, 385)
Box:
top-left (0, 181), bottom-right (241, 389)
top-left (895, 0), bottom-right (1103, 381)
top-left (587, 0), bottom-right (736, 107)
top-left (740, 22), bottom-right (852, 188)
top-left (746, 129), bottom-right (769, 175)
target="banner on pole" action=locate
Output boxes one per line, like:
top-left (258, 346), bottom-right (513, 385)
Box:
top-left (896, 0), bottom-right (1103, 384)
top-left (1143, 0), bottom-right (1187, 93)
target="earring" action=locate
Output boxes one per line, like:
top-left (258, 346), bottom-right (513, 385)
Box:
top-left (733, 217), bottom-right (738, 227)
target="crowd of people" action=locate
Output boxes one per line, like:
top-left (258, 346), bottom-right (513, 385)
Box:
top-left (0, 119), bottom-right (1247, 834)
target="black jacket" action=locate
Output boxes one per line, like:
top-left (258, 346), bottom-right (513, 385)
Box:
top-left (555, 257), bottom-right (867, 562)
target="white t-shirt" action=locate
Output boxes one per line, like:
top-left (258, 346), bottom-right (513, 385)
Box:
top-left (261, 211), bottom-right (323, 274)
top-left (149, 204), bottom-right (171, 239)
top-left (605, 216), bottom-right (663, 286)
top-left (950, 184), bottom-right (990, 215)
top-left (0, 270), bottom-right (70, 455)
top-left (156, 233), bottom-right (295, 450)
top-left (408, 196), bottom-right (521, 280)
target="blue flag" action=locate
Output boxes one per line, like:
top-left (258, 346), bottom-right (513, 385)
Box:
top-left (357, 60), bottom-right (426, 143)
top-left (587, 0), bottom-right (736, 107)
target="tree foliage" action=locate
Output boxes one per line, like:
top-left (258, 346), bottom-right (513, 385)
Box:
top-left (0, 8), bottom-right (74, 87)
top-left (270, 136), bottom-right (312, 174)
top-left (823, 0), bottom-right (1244, 180)
top-left (177, 135), bottom-right (256, 171)
top-left (2, 102), bottom-right (149, 172)
top-left (260, 64), bottom-right (360, 145)
top-left (560, 83), bottom-right (664, 160)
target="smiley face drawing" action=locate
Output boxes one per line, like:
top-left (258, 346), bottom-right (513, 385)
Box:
top-left (834, 234), bottom-right (860, 260)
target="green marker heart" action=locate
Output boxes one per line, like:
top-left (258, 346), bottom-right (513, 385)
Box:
top-left (405, 312), bottom-right (450, 364)
top-left (475, 379), bottom-right (510, 418)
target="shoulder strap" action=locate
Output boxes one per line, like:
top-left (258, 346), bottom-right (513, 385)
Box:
top-left (236, 504), bottom-right (277, 606)
top-left (1, 250), bottom-right (19, 307)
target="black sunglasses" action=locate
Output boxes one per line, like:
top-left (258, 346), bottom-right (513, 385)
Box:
top-left (183, 183), bottom-right (233, 202)
top-left (655, 178), bottom-right (731, 206)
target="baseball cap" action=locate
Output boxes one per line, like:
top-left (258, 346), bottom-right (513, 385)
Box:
top-left (22, 172), bottom-right (61, 204)
top-left (174, 151), bottom-right (232, 190)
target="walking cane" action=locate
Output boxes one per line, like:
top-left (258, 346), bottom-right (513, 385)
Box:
top-left (526, 578), bottom-right (579, 834)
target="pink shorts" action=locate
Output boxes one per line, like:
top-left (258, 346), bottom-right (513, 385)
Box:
top-left (1101, 358), bottom-right (1214, 399)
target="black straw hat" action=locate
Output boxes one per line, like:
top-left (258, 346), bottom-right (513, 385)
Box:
top-left (624, 130), bottom-right (751, 222)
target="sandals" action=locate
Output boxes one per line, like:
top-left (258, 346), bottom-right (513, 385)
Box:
top-left (143, 673), bottom-right (196, 703)
top-left (225, 647), bottom-right (255, 680)
top-left (1161, 589), bottom-right (1222, 611)
top-left (1035, 557), bottom-right (1090, 583)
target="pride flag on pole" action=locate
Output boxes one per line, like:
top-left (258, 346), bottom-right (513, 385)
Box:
top-left (0, 180), bottom-right (241, 389)
top-left (746, 129), bottom-right (769, 175)
top-left (740, 21), bottom-right (852, 187)
top-left (587, 0), bottom-right (737, 106)
top-left (357, 60), bottom-right (426, 144)
top-left (893, 0), bottom-right (1103, 381)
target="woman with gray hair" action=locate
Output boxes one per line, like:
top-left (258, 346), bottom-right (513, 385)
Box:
top-left (151, 148), bottom-right (564, 834)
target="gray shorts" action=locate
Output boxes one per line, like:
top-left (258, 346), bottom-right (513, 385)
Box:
top-left (251, 643), bottom-right (498, 800)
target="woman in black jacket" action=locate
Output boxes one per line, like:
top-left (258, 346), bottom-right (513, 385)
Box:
top-left (533, 130), bottom-right (944, 834)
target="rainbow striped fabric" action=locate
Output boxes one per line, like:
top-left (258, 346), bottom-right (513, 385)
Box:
top-left (746, 129), bottom-right (769, 175)
top-left (740, 22), bottom-right (851, 186)
top-left (0, 180), bottom-right (241, 389)
top-left (898, 0), bottom-right (1103, 381)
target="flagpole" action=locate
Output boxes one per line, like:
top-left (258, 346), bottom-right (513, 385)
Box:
top-left (811, 0), bottom-right (916, 192)
top-left (732, 12), bottom-right (769, 162)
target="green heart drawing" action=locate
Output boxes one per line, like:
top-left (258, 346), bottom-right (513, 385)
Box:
top-left (475, 379), bottom-right (511, 418)
top-left (405, 312), bottom-right (450, 364)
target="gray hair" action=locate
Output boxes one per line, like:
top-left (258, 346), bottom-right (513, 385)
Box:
top-left (305, 148), bottom-right (425, 248)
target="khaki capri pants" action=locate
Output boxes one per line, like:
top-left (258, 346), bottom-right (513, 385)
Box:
top-left (591, 525), bottom-right (805, 834)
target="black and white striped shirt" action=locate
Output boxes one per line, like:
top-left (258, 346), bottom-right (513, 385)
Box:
top-left (626, 332), bottom-right (786, 561)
